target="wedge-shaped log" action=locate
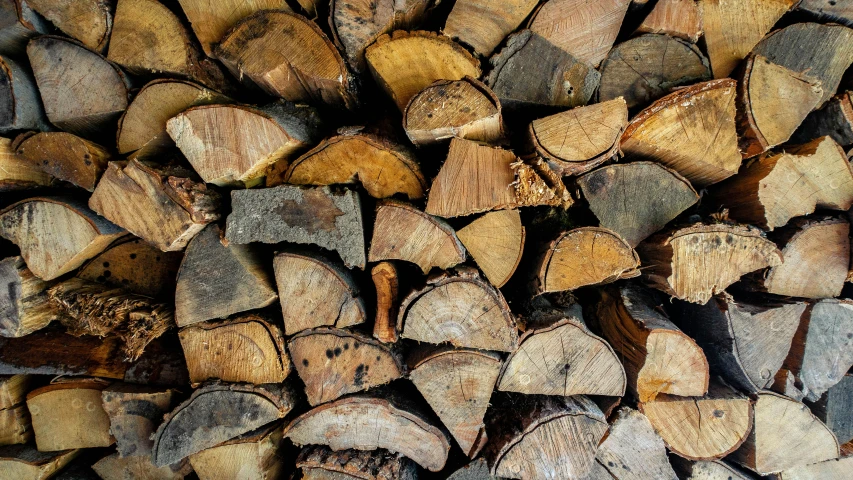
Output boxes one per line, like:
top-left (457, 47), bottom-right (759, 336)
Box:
top-left (0, 377), bottom-right (30, 445)
top-left (730, 392), bottom-right (839, 475)
top-left (369, 201), bottom-right (466, 274)
top-left (457, 210), bottom-right (524, 288)
top-left (447, 458), bottom-right (495, 480)
top-left (167, 103), bottom-right (323, 187)
top-left (365, 31), bottom-right (480, 112)
top-left (175, 224), bottom-right (278, 327)
top-left (176, 0), bottom-right (292, 57)
top-left (77, 237), bottom-right (182, 298)
top-left (13, 131), bottom-right (109, 191)
top-left (0, 446), bottom-right (78, 480)
top-left (93, 453), bottom-right (191, 480)
top-left (621, 79), bottom-right (741, 187)
top-left (445, 0), bottom-right (538, 56)
top-left (190, 425), bottom-right (284, 480)
top-left (274, 250), bottom-right (366, 335)
top-left (409, 347), bottom-right (502, 457)
top-left (372, 262), bottom-right (400, 343)
top-left (578, 162), bottom-right (698, 247)
top-left (636, 0), bottom-right (702, 42)
top-left (101, 384), bottom-right (179, 458)
top-left (0, 197), bottom-right (124, 280)
top-left (284, 394), bottom-right (452, 472)
top-left (27, 380), bottom-right (113, 451)
top-left (0, 55), bottom-right (47, 132)
top-left (593, 285), bottom-right (709, 402)
top-left (399, 268), bottom-right (518, 352)
top-left (227, 185), bottom-right (366, 268)
top-left (594, 407), bottom-right (678, 479)
top-left (269, 131), bottom-right (426, 199)
top-left (794, 90), bottom-right (853, 147)
top-left (0, 257), bottom-right (58, 338)
top-left (810, 373), bottom-right (853, 445)
top-left (0, 137), bottom-right (52, 190)
top-left (152, 382), bottom-right (296, 467)
top-left (0, 0), bottom-right (48, 56)
top-left (296, 445), bottom-right (417, 480)
top-left (179, 314), bottom-right (291, 386)
top-left (26, 0), bottom-right (112, 52)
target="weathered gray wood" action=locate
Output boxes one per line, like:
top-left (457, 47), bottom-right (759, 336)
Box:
top-left (0, 54), bottom-right (47, 132)
top-left (101, 384), bottom-right (179, 457)
top-left (808, 373), bottom-right (853, 445)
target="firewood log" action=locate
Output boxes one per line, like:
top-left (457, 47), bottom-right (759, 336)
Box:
top-left (636, 0), bottom-right (701, 42)
top-left (637, 223), bottom-right (784, 304)
top-left (670, 295), bottom-right (806, 393)
top-left (117, 79), bottom-right (228, 157)
top-left (753, 22), bottom-right (853, 106)
top-left (100, 384), bottom-right (179, 458)
top-left (0, 197), bottom-right (124, 280)
top-left (368, 200), bottom-right (466, 273)
top-left (226, 185), bottom-right (367, 268)
top-left (398, 267), bottom-right (518, 352)
top-left (639, 381), bottom-right (753, 460)
top-left (700, 0), bottom-right (798, 78)
top-left (92, 454), bottom-right (191, 480)
top-left (0, 137), bottom-right (53, 190)
top-left (175, 0), bottom-right (293, 57)
top-left (0, 0), bottom-right (48, 56)
top-left (372, 262), bottom-right (399, 343)
top-left (0, 256), bottom-right (58, 337)
top-left (730, 391), bottom-right (839, 475)
top-left (798, 0), bottom-right (853, 25)
top-left (178, 314), bottom-right (291, 386)
top-left (27, 379), bottom-right (114, 451)
top-left (0, 374), bottom-right (29, 408)
top-left (809, 373), bottom-right (853, 445)
top-left (77, 237), bottom-right (182, 298)
top-left (0, 55), bottom-right (47, 132)
top-left (12, 132), bottom-right (109, 191)
top-left (408, 346), bottom-right (502, 457)
top-left (273, 249), bottom-right (366, 335)
top-left (365, 31), bottom-right (480, 112)
top-left (404, 77), bottom-right (504, 147)
top-left (0, 446), bottom-right (78, 480)
top-left (621, 79), bottom-right (741, 187)
top-left (528, 0), bottom-right (630, 67)
top-left (285, 393), bottom-right (451, 471)
top-left (296, 445), bottom-right (417, 480)
top-left (217, 10), bottom-right (356, 109)
top-left (444, 0), bottom-right (538, 56)
top-left (27, 36), bottom-right (131, 138)
top-left (598, 35), bottom-right (711, 111)
top-left (483, 393), bottom-right (607, 479)
top-left (425, 138), bottom-right (571, 218)
top-left (447, 458), bottom-right (495, 480)
top-left (486, 30), bottom-right (600, 112)
top-left (0, 374), bottom-right (31, 446)
top-left (151, 382), bottom-right (296, 467)
top-left (793, 90), bottom-right (853, 147)
top-left (592, 285), bottom-right (710, 402)
top-left (267, 131), bottom-right (427, 199)
top-left (189, 425), bottom-right (284, 480)
top-left (167, 102), bottom-right (323, 187)
top-left (577, 162), bottom-right (699, 247)
top-left (669, 457), bottom-right (757, 479)
top-left (595, 407), bottom-right (678, 479)
top-left (456, 210), bottom-right (524, 288)
top-left (175, 224), bottom-right (278, 327)
top-left (26, 0), bottom-right (112, 52)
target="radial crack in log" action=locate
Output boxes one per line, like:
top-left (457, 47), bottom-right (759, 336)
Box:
top-left (26, 0), bottom-right (112, 52)
top-left (445, 0), bottom-right (539, 56)
top-left (0, 55), bottom-right (47, 132)
top-left (101, 384), bottom-right (179, 458)
top-left (595, 407), bottom-right (678, 479)
top-left (296, 444), bottom-right (417, 480)
top-left (13, 131), bottom-right (109, 191)
top-left (456, 210), bottom-right (525, 288)
top-left (176, 0), bottom-right (293, 57)
top-left (26, 380), bottom-right (114, 451)
top-left (636, 0), bottom-right (702, 42)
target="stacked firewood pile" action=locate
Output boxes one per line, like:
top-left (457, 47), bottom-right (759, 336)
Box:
top-left (2, 0), bottom-right (853, 478)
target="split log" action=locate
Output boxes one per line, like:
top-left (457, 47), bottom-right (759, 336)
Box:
top-left (178, 314), bottom-right (291, 385)
top-left (296, 445), bottom-right (417, 480)
top-left (810, 373), bottom-right (853, 445)
top-left (365, 31), bottom-right (480, 112)
top-left (498, 318), bottom-right (626, 397)
top-left (88, 160), bottom-right (221, 252)
top-left (371, 262), bottom-right (399, 343)
top-left (669, 458), bottom-right (757, 480)
top-left (0, 256), bottom-right (58, 338)
top-left (0, 375), bottom-right (31, 445)
top-left (0, 0), bottom-right (48, 56)
top-left (409, 347), bottom-right (502, 457)
top-left (101, 384), bottom-right (179, 458)
top-left (529, 97), bottom-right (627, 176)
top-left (0, 197), bottom-right (125, 280)
top-left (621, 79), bottom-right (741, 187)
top-left (639, 381), bottom-right (753, 460)
top-left (577, 162), bottom-right (699, 247)
top-left (484, 394), bottom-right (607, 479)
top-left (26, 0), bottom-right (112, 52)
top-left (425, 138), bottom-right (571, 218)
top-left (27, 36), bottom-right (130, 138)
top-left (226, 185), bottom-right (367, 269)
top-left (736, 55), bottom-right (823, 158)
top-left (117, 79), bottom-right (228, 157)
top-left (0, 374), bottom-right (29, 408)
top-left (730, 391), bottom-right (839, 474)
top-left (27, 380), bottom-right (114, 451)
top-left (775, 454), bottom-right (853, 479)
top-left (592, 285), bottom-right (709, 402)
top-left (598, 35), bottom-right (711, 111)
top-left (399, 268), bottom-right (519, 352)
top-left (456, 209), bottom-right (524, 288)
top-left (217, 10), bottom-right (355, 109)
top-left (753, 22), bottom-right (853, 106)
top-left (700, 0), bottom-right (798, 78)
top-left (636, 0), bottom-right (702, 42)
top-left (670, 295), bottom-right (806, 393)
top-left (403, 77), bottom-right (503, 146)
top-left (268, 131), bottom-right (426, 200)
top-left (152, 382), bottom-right (296, 467)
top-left (77, 237), bottom-right (182, 298)
top-left (444, 0), bottom-right (537, 56)
top-left (167, 102), bottom-right (323, 187)
top-left (175, 224), bottom-right (278, 327)
top-left (189, 425), bottom-right (284, 480)
top-left (92, 454), bottom-right (191, 480)
top-left (447, 458), bottom-right (495, 480)
top-left (528, 0), bottom-right (630, 67)
top-left (12, 132), bottom-right (109, 191)
top-left (0, 137), bottom-right (53, 190)
top-left (637, 223), bottom-right (784, 304)
top-left (535, 227), bottom-right (640, 293)
top-left (798, 0), bottom-right (853, 26)
top-left (595, 407), bottom-right (678, 480)
top-left (285, 394), bottom-right (450, 471)
top-left (486, 30), bottom-right (600, 111)
top-left (0, 55), bottom-right (47, 132)
top-left (368, 200), bottom-right (466, 274)
top-left (175, 0), bottom-right (293, 57)
top-left (273, 249), bottom-right (366, 335)
top-left (709, 137), bottom-right (853, 230)
top-left (289, 328), bottom-right (404, 406)
top-left (793, 90), bottom-right (853, 147)
top-left (0, 446), bottom-right (78, 480)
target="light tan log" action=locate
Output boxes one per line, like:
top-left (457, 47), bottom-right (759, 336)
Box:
top-left (372, 262), bottom-right (400, 343)
top-left (456, 210), bottom-right (525, 288)
top-left (776, 455), bottom-right (853, 480)
top-left (0, 137), bottom-right (52, 190)
top-left (0, 446), bottom-right (78, 480)
top-left (27, 380), bottom-right (113, 451)
top-left (0, 55), bottom-right (48, 132)
top-left (669, 458), bottom-right (756, 480)
top-left (0, 404), bottom-right (29, 446)
top-left (595, 407), bottom-right (678, 479)
top-left (26, 0), bottom-right (112, 52)
top-left (189, 425), bottom-right (284, 480)
top-left (444, 0), bottom-right (537, 56)
top-left (637, 0), bottom-right (701, 42)
top-left (77, 236), bottom-right (182, 298)
top-left (176, 0), bottom-right (292, 57)
top-left (101, 384), bottom-right (179, 458)
top-left (13, 131), bottom-right (109, 191)
top-left (296, 444), bottom-right (418, 480)
top-left (0, 257), bottom-right (58, 338)
top-left (92, 453), bottom-right (192, 480)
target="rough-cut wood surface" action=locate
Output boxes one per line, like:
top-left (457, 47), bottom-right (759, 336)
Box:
top-left (670, 457), bottom-right (756, 479)
top-left (296, 445), bottom-right (418, 480)
top-left (456, 210), bottom-right (524, 288)
top-left (13, 131), bottom-right (109, 191)
top-left (189, 425), bottom-right (284, 480)
top-left (92, 453), bottom-right (191, 480)
top-left (794, 90), bottom-right (853, 147)
top-left (775, 454), bottom-right (853, 479)
top-left (0, 256), bottom-right (58, 338)
top-left (0, 445), bottom-right (79, 480)
top-left (810, 373), bottom-right (853, 445)
top-left (637, 0), bottom-right (701, 42)
top-left (444, 0), bottom-right (538, 56)
top-left (0, 403), bottom-right (30, 446)
top-left (27, 381), bottom-right (113, 451)
top-left (176, 0), bottom-right (292, 57)
top-left (101, 384), bottom-right (178, 458)
top-left (799, 0), bottom-right (853, 25)
top-left (26, 0), bottom-right (112, 52)
top-left (77, 237), bottom-right (182, 298)
top-left (595, 407), bottom-right (678, 479)
top-left (0, 137), bottom-right (52, 190)
top-left (0, 55), bottom-right (47, 133)
top-left (371, 262), bottom-right (399, 343)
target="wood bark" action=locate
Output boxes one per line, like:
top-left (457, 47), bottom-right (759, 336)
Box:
top-left (101, 384), bottom-right (179, 458)
top-left (189, 425), bottom-right (284, 480)
top-left (809, 373), bottom-right (853, 445)
top-left (76, 236), bottom-right (182, 298)
top-left (636, 0), bottom-right (701, 42)
top-left (594, 407), bottom-right (678, 480)
top-left (0, 0), bottom-right (48, 56)
top-left (371, 262), bottom-right (399, 343)
top-left (0, 54), bottom-right (47, 132)
top-left (456, 209), bottom-right (525, 288)
top-left (0, 445), bottom-right (79, 480)
top-left (0, 137), bottom-right (53, 191)
top-left (0, 256), bottom-right (58, 337)
top-left (26, 380), bottom-right (114, 451)
top-left (296, 445), bottom-right (417, 480)
top-left (444, 0), bottom-right (538, 56)
top-left (26, 0), bottom-right (112, 52)
top-left (13, 131), bottom-right (109, 191)
top-left (92, 454), bottom-right (191, 480)
top-left (793, 90), bottom-right (853, 147)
